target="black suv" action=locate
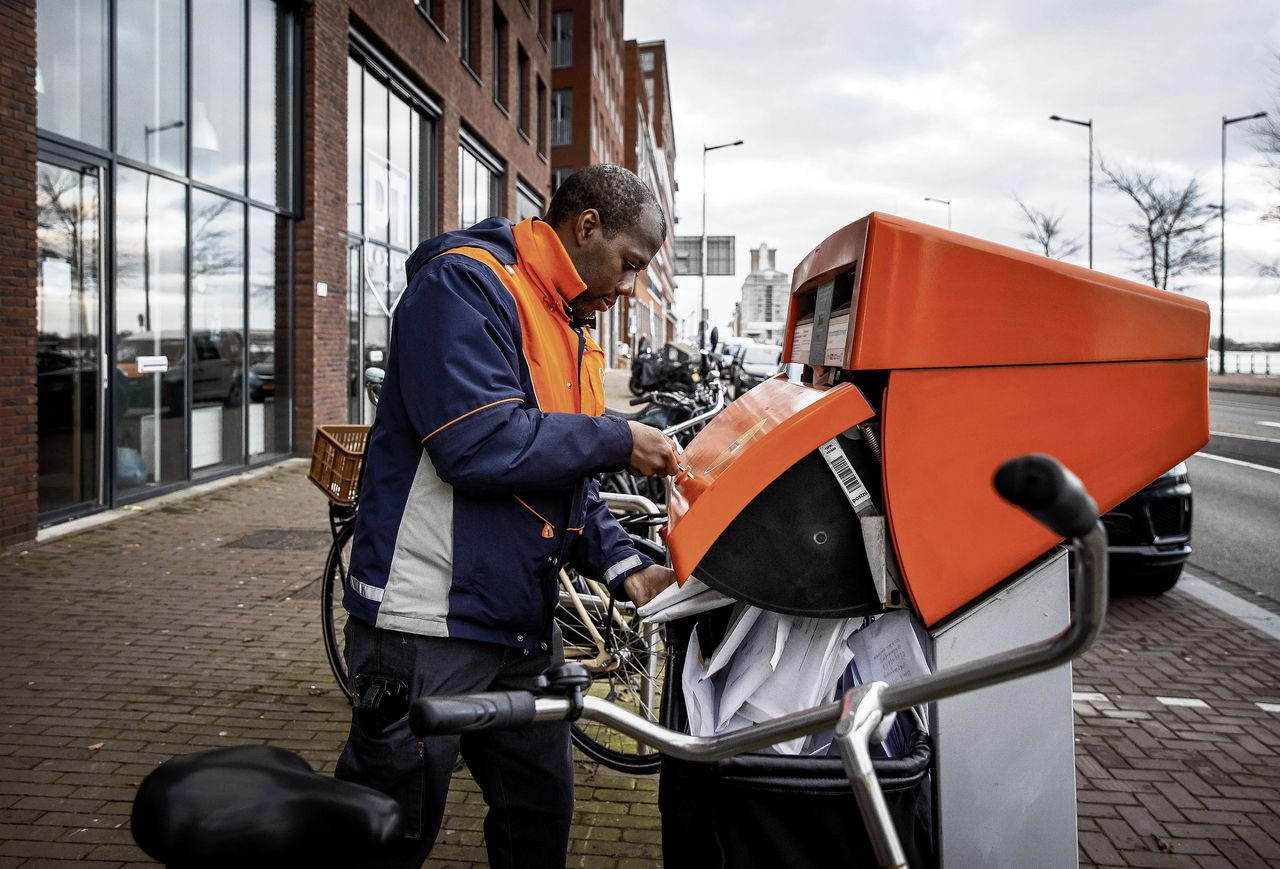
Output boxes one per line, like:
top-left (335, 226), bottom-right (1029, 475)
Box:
top-left (1104, 462), bottom-right (1192, 595)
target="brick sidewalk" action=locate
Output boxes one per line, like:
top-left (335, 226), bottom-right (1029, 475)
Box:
top-left (1, 462), bottom-right (1278, 867)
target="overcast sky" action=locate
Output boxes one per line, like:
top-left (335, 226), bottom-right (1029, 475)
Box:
top-left (624, 0), bottom-right (1280, 345)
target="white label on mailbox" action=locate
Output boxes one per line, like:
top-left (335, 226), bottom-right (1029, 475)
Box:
top-left (136, 355), bottom-right (169, 374)
top-left (819, 438), bottom-right (874, 515)
top-left (791, 323), bottom-right (813, 362)
top-left (824, 313), bottom-right (849, 366)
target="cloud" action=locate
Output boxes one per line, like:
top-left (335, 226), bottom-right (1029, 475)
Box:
top-left (626, 0), bottom-right (1280, 342)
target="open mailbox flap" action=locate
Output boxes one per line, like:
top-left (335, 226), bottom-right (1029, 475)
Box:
top-left (666, 376), bottom-right (877, 616)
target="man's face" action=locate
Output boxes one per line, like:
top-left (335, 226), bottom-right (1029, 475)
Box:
top-left (564, 207), bottom-right (664, 323)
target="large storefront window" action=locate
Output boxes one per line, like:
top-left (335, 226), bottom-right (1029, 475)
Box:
top-left (35, 0), bottom-right (298, 518)
top-left (346, 41), bottom-right (437, 423)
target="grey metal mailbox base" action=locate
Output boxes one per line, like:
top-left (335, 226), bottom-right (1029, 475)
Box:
top-left (927, 548), bottom-right (1077, 869)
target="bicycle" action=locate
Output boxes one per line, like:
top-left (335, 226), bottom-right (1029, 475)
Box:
top-left (133, 454), bottom-right (1107, 869)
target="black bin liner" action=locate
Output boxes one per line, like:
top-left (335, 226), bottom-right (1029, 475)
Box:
top-left (658, 616), bottom-right (936, 869)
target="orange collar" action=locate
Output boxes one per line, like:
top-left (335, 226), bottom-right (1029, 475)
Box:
top-left (512, 219), bottom-right (587, 311)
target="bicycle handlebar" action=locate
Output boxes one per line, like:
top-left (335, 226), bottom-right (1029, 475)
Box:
top-left (409, 690), bottom-right (536, 735)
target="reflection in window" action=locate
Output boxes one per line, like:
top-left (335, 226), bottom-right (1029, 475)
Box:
top-left (458, 144), bottom-right (504, 228)
top-left (36, 0), bottom-right (109, 146)
top-left (116, 0), bottom-right (187, 174)
top-left (190, 191), bottom-right (245, 477)
top-left (516, 181), bottom-right (543, 221)
top-left (248, 0), bottom-right (280, 204)
top-left (192, 0), bottom-right (244, 192)
top-left (114, 167), bottom-right (187, 495)
top-left (248, 208), bottom-right (290, 457)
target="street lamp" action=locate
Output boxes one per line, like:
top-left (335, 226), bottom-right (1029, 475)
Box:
top-left (1049, 114), bottom-right (1093, 268)
top-left (700, 139), bottom-right (743, 351)
top-left (923, 197), bottom-right (951, 230)
top-left (1217, 111), bottom-right (1267, 376)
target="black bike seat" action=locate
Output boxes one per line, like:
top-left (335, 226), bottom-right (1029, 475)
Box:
top-left (605, 408), bottom-right (647, 422)
top-left (132, 745), bottom-right (403, 868)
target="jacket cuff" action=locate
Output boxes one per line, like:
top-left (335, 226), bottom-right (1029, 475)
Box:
top-left (598, 415), bottom-right (634, 472)
top-left (603, 551), bottom-right (655, 600)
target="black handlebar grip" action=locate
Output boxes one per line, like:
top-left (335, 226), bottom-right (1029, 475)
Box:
top-left (409, 691), bottom-right (536, 736)
top-left (993, 454), bottom-right (1098, 539)
top-left (629, 395), bottom-right (652, 406)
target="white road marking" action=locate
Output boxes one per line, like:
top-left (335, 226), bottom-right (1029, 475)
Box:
top-left (1192, 452), bottom-right (1280, 476)
top-left (1072, 692), bottom-right (1109, 703)
top-left (1156, 697), bottom-right (1210, 709)
top-left (1210, 429), bottom-right (1280, 445)
top-left (1258, 421), bottom-right (1280, 429)
top-left (1258, 702), bottom-right (1280, 713)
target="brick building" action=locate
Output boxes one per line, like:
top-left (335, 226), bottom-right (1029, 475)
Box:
top-left (2, 0), bottom-right (557, 544)
top-left (549, 0), bottom-right (678, 366)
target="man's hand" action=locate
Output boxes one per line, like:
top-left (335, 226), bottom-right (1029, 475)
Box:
top-left (627, 422), bottom-right (680, 477)
top-left (622, 564), bottom-right (677, 608)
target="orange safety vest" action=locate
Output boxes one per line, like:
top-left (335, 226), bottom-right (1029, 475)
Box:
top-left (437, 219), bottom-right (606, 418)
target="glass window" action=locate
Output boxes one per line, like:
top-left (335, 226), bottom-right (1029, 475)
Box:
top-left (458, 143), bottom-right (504, 227)
top-left (517, 47), bottom-right (529, 134)
top-left (361, 244), bottom-right (390, 424)
top-left (248, 207), bottom-right (289, 457)
top-left (191, 0), bottom-right (245, 192)
top-left (516, 181), bottom-right (542, 221)
top-left (551, 11), bottom-right (571, 68)
top-left (492, 7), bottom-right (506, 106)
top-left (388, 93), bottom-right (412, 249)
top-left (459, 0), bottom-right (474, 68)
top-left (117, 0), bottom-right (187, 174)
top-left (363, 70), bottom-right (389, 244)
top-left (536, 76), bottom-right (547, 155)
top-left (190, 190), bottom-right (245, 477)
top-left (114, 167), bottom-right (187, 495)
top-left (248, 0), bottom-right (280, 204)
top-left (640, 51), bottom-right (654, 72)
top-left (551, 89), bottom-right (572, 147)
top-left (347, 57), bottom-right (362, 234)
top-left (36, 0), bottom-right (108, 146)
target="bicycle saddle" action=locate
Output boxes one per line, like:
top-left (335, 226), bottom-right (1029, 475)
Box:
top-left (131, 745), bottom-right (403, 868)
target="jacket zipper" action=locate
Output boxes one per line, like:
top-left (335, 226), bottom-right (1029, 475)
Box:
top-left (513, 495), bottom-right (556, 539)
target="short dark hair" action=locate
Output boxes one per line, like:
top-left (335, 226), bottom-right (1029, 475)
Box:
top-left (544, 164), bottom-right (666, 240)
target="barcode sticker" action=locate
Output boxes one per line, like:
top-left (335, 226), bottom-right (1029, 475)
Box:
top-left (818, 438), bottom-right (874, 515)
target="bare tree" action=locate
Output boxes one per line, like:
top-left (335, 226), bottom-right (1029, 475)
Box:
top-left (1252, 54), bottom-right (1280, 279)
top-left (1099, 160), bottom-right (1215, 291)
top-left (1013, 194), bottom-right (1082, 260)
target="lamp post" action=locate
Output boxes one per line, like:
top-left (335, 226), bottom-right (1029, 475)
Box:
top-left (142, 120), bottom-right (185, 332)
top-left (700, 139), bottom-right (743, 351)
top-left (1049, 114), bottom-right (1093, 268)
top-left (1217, 111), bottom-right (1267, 376)
top-left (923, 197), bottom-right (951, 230)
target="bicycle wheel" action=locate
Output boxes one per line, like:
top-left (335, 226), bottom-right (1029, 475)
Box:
top-left (321, 520), bottom-right (357, 703)
top-left (559, 572), bottom-right (668, 775)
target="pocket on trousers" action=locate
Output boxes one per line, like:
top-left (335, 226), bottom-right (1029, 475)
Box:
top-left (337, 707), bottom-right (426, 839)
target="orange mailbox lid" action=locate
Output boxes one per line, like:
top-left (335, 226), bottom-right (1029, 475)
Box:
top-left (790, 213), bottom-right (1209, 370)
top-left (667, 376), bottom-right (874, 583)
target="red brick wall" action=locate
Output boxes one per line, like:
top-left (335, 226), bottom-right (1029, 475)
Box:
top-left (0, 0), bottom-right (39, 546)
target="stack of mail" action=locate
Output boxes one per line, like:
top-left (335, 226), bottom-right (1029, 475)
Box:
top-left (683, 605), bottom-right (860, 754)
top-left (682, 607), bottom-right (931, 756)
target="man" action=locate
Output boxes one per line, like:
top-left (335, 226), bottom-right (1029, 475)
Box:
top-left (336, 164), bottom-right (679, 868)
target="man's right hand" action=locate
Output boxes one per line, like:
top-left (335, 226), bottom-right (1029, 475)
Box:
top-left (626, 422), bottom-right (680, 477)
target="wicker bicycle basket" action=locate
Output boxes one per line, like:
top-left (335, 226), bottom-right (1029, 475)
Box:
top-left (308, 425), bottom-right (371, 507)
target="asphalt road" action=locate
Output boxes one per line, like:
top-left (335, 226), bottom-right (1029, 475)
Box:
top-left (1187, 390), bottom-right (1280, 600)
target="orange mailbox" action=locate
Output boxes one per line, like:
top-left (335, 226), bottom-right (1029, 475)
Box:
top-left (668, 212), bottom-right (1209, 627)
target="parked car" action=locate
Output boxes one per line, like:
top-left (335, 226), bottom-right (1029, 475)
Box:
top-left (1104, 462), bottom-right (1192, 596)
top-left (733, 343), bottom-right (784, 398)
top-left (717, 337), bottom-right (754, 376)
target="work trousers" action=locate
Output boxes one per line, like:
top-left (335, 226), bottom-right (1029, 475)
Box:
top-left (335, 617), bottom-right (573, 869)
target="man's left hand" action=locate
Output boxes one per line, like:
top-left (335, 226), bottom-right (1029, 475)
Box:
top-left (623, 564), bottom-right (677, 607)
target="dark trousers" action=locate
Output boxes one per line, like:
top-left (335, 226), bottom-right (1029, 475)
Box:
top-left (335, 618), bottom-right (573, 869)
